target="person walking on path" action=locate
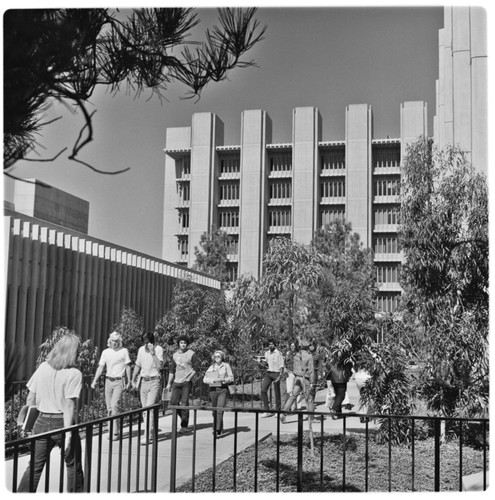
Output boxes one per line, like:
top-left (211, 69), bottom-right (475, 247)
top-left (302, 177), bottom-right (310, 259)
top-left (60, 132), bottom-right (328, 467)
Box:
top-left (166, 336), bottom-right (198, 433)
top-left (91, 331), bottom-right (131, 440)
top-left (131, 331), bottom-right (164, 445)
top-left (203, 350), bottom-right (234, 437)
top-left (325, 353), bottom-right (353, 418)
top-left (280, 339), bottom-right (315, 423)
top-left (284, 340), bottom-right (303, 410)
top-left (260, 339), bottom-right (285, 417)
top-left (18, 332), bottom-right (84, 492)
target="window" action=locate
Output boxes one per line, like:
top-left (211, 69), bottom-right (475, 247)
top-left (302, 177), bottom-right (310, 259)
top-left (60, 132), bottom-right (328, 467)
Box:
top-left (220, 155), bottom-right (240, 174)
top-left (179, 183), bottom-right (190, 202)
top-left (372, 145), bottom-right (400, 168)
top-left (181, 156), bottom-right (191, 176)
top-left (376, 294), bottom-right (401, 313)
top-left (227, 263), bottom-right (238, 282)
top-left (178, 211), bottom-right (189, 229)
top-left (374, 237), bottom-right (400, 254)
top-left (375, 179), bottom-right (400, 197)
top-left (374, 207), bottom-right (400, 225)
top-left (178, 238), bottom-right (188, 257)
top-left (269, 153), bottom-right (292, 173)
top-left (268, 209), bottom-right (291, 227)
top-left (219, 210), bottom-right (240, 228)
top-left (321, 180), bottom-right (345, 198)
top-left (219, 182), bottom-right (240, 201)
top-left (269, 180), bottom-right (292, 200)
top-left (320, 208), bottom-right (345, 227)
top-left (375, 264), bottom-right (400, 283)
top-left (226, 237), bottom-right (238, 255)
top-left (321, 147), bottom-right (345, 170)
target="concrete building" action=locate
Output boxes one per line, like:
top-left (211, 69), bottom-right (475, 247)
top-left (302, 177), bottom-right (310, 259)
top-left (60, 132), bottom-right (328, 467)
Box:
top-left (162, 101), bottom-right (428, 314)
top-left (13, 179), bottom-right (89, 233)
top-left (161, 6), bottom-right (487, 315)
top-left (434, 6), bottom-right (487, 171)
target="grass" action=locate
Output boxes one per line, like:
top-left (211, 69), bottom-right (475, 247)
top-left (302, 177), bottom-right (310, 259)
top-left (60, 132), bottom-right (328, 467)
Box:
top-left (177, 430), bottom-right (489, 493)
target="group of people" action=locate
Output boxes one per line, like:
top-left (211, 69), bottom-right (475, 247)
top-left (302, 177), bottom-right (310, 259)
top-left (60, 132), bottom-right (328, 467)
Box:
top-left (17, 329), bottom-right (357, 492)
top-left (258, 338), bottom-right (354, 423)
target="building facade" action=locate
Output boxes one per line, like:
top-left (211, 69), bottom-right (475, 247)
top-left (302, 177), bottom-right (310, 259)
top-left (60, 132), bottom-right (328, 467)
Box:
top-left (162, 102), bottom-right (428, 314)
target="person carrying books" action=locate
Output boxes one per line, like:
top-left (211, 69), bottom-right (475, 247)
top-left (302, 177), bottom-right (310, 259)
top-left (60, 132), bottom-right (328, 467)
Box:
top-left (203, 350), bottom-right (235, 437)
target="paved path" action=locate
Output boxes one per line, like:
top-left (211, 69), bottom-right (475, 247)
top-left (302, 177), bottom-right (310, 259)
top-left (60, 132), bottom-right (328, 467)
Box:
top-left (6, 378), bottom-right (375, 492)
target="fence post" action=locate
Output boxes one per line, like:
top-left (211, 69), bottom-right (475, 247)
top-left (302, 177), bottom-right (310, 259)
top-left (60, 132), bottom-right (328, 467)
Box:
top-left (169, 409), bottom-right (178, 492)
top-left (297, 412), bottom-right (303, 492)
top-left (434, 419), bottom-right (441, 491)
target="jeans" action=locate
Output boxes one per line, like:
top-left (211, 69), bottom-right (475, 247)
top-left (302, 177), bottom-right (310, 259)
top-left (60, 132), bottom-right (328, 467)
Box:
top-left (261, 372), bottom-right (282, 411)
top-left (331, 382), bottom-right (347, 413)
top-left (140, 378), bottom-right (161, 438)
top-left (18, 414), bottom-right (84, 492)
top-left (170, 381), bottom-right (191, 429)
top-left (209, 387), bottom-right (228, 432)
top-left (105, 378), bottom-right (123, 435)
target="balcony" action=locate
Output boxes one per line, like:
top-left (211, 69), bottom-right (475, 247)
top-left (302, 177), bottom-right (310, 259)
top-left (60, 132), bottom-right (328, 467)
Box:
top-left (268, 198), bottom-right (292, 207)
top-left (218, 199), bottom-right (240, 208)
top-left (377, 282), bottom-right (403, 293)
top-left (320, 196), bottom-right (346, 205)
top-left (218, 226), bottom-right (239, 235)
top-left (374, 252), bottom-right (405, 263)
top-left (373, 195), bottom-right (399, 204)
top-left (268, 170), bottom-right (292, 179)
top-left (219, 172), bottom-right (241, 180)
top-left (374, 224), bottom-right (399, 233)
top-left (267, 225), bottom-right (292, 235)
top-left (320, 168), bottom-right (346, 177)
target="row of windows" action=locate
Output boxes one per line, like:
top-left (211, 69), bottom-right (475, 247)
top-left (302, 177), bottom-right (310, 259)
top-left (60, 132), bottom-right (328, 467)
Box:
top-left (375, 179), bottom-right (400, 197)
top-left (269, 154), bottom-right (292, 172)
top-left (180, 157), bottom-right (191, 176)
top-left (321, 209), bottom-right (345, 226)
top-left (219, 182), bottom-right (240, 201)
top-left (376, 265), bottom-right (400, 283)
top-left (321, 180), bottom-right (345, 198)
top-left (376, 294), bottom-right (401, 313)
top-left (373, 146), bottom-right (401, 169)
top-left (374, 237), bottom-right (400, 254)
top-left (226, 237), bottom-right (239, 255)
top-left (220, 156), bottom-right (241, 174)
top-left (178, 184), bottom-right (190, 201)
top-left (219, 210), bottom-right (240, 228)
top-left (178, 238), bottom-right (188, 256)
top-left (321, 149), bottom-right (345, 170)
top-left (269, 209), bottom-right (291, 227)
top-left (374, 207), bottom-right (400, 225)
top-left (269, 181), bottom-right (292, 199)
top-left (227, 263), bottom-right (238, 282)
top-left (178, 211), bottom-right (189, 229)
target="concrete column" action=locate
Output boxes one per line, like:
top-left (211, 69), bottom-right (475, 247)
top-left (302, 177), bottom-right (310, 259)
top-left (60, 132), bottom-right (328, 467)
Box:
top-left (470, 6), bottom-right (487, 172)
top-left (188, 113), bottom-right (223, 267)
top-left (400, 101), bottom-right (428, 157)
top-left (162, 127), bottom-right (190, 262)
top-left (238, 110), bottom-right (271, 278)
top-left (292, 107), bottom-right (321, 244)
top-left (442, 6), bottom-right (454, 149)
top-left (345, 104), bottom-right (372, 247)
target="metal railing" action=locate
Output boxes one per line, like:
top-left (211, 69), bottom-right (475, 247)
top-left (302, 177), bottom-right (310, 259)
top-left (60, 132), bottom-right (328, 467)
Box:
top-left (4, 404), bottom-right (489, 493)
top-left (6, 405), bottom-right (161, 493)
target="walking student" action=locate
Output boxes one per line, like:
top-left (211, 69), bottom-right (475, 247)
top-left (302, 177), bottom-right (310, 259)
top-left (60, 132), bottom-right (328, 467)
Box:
top-left (18, 331), bottom-right (84, 492)
top-left (131, 331), bottom-right (163, 445)
top-left (284, 340), bottom-right (303, 410)
top-left (260, 338), bottom-right (285, 417)
top-left (166, 336), bottom-right (198, 433)
top-left (326, 353), bottom-right (353, 418)
top-left (91, 331), bottom-right (132, 440)
top-left (203, 350), bottom-right (234, 437)
top-left (280, 339), bottom-right (315, 423)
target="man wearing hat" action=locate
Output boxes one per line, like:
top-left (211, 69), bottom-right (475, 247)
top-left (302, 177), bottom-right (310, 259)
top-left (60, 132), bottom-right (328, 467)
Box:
top-left (91, 331), bottom-right (131, 440)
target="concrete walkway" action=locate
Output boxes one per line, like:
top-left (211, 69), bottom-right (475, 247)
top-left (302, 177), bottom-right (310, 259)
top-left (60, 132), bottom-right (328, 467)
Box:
top-left (6, 379), bottom-right (374, 493)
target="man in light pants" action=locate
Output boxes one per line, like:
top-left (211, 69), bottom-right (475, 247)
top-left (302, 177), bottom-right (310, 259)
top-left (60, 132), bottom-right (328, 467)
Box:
top-left (132, 331), bottom-right (163, 445)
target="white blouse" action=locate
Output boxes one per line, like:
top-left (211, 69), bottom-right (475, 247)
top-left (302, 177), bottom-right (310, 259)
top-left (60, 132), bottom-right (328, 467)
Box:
top-left (203, 362), bottom-right (234, 385)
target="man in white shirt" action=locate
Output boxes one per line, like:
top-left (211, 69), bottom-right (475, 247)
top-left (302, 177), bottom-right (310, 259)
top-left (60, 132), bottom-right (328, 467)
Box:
top-left (132, 331), bottom-right (163, 444)
top-left (260, 339), bottom-right (285, 417)
top-left (91, 331), bottom-right (131, 440)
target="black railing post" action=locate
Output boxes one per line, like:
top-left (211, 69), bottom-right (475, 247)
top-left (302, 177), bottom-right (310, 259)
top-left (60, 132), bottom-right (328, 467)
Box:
top-left (411, 418), bottom-right (415, 492)
top-left (434, 418), bottom-right (441, 492)
top-left (84, 424), bottom-right (93, 492)
top-left (297, 412), bottom-right (303, 492)
top-left (343, 416), bottom-right (347, 492)
top-left (233, 410), bottom-right (238, 492)
top-left (169, 409), bottom-right (178, 492)
top-left (483, 420), bottom-right (487, 491)
top-left (151, 405), bottom-right (159, 492)
top-left (458, 420), bottom-right (463, 492)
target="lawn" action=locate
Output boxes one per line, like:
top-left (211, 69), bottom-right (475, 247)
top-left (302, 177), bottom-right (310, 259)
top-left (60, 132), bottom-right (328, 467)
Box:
top-left (177, 430), bottom-right (488, 492)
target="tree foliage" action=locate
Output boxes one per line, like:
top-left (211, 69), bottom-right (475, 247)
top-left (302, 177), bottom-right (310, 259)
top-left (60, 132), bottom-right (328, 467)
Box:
top-left (112, 308), bottom-right (144, 363)
top-left (4, 8), bottom-right (265, 171)
top-left (399, 138), bottom-right (489, 418)
top-left (194, 229), bottom-right (232, 284)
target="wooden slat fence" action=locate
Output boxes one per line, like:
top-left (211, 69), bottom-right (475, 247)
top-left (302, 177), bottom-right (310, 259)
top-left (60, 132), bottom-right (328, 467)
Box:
top-left (4, 214), bottom-right (220, 380)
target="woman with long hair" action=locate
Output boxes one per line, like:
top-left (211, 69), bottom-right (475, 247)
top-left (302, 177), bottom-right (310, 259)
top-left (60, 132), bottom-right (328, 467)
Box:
top-left (18, 330), bottom-right (84, 492)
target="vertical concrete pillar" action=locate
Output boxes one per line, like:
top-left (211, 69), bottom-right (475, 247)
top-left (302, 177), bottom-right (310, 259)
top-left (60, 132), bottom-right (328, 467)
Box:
top-left (345, 104), bottom-right (372, 247)
top-left (442, 6), bottom-right (454, 149)
top-left (452, 6), bottom-right (472, 158)
top-left (162, 127), bottom-right (190, 262)
top-left (470, 6), bottom-right (487, 171)
top-left (400, 101), bottom-right (428, 157)
top-left (238, 110), bottom-right (271, 278)
top-left (292, 107), bottom-right (321, 244)
top-left (188, 113), bottom-right (223, 267)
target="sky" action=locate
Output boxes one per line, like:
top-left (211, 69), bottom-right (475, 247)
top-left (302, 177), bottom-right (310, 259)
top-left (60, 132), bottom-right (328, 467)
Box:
top-left (1, 3), bottom-right (456, 259)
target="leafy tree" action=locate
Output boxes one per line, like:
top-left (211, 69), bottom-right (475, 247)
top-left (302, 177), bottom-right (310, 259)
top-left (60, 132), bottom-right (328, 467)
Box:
top-left (311, 220), bottom-right (377, 364)
top-left (194, 229), bottom-right (232, 284)
top-left (4, 8), bottom-right (265, 171)
top-left (399, 139), bottom-right (489, 418)
top-left (112, 308), bottom-right (144, 363)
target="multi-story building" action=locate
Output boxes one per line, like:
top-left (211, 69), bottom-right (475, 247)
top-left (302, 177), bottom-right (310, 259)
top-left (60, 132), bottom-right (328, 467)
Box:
top-left (162, 102), bottom-right (428, 314)
top-left (161, 6), bottom-right (487, 315)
